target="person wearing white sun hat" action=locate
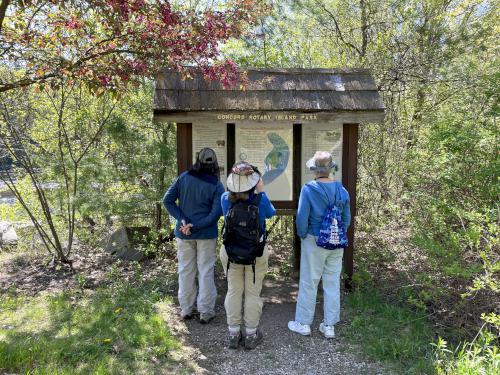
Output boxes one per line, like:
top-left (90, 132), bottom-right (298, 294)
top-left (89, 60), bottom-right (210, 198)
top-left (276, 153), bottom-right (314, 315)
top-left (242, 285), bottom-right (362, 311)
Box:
top-left (220, 161), bottom-right (276, 350)
top-left (288, 151), bottom-right (351, 339)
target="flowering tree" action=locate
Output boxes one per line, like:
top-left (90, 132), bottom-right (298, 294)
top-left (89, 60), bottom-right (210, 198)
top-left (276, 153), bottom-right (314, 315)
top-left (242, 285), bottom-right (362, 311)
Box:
top-left (0, 0), bottom-right (262, 93)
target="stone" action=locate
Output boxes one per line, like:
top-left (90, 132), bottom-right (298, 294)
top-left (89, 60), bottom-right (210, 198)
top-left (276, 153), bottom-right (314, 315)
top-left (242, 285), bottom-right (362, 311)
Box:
top-left (103, 226), bottom-right (150, 261)
top-left (0, 220), bottom-right (18, 248)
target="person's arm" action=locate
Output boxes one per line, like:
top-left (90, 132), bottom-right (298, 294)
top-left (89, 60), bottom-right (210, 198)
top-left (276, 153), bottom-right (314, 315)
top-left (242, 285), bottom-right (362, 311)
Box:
top-left (190, 182), bottom-right (225, 231)
top-left (255, 179), bottom-right (276, 218)
top-left (221, 192), bottom-right (229, 217)
top-left (162, 177), bottom-right (187, 222)
top-left (341, 186), bottom-right (351, 229)
top-left (295, 186), bottom-right (310, 238)
top-left (260, 192), bottom-right (276, 218)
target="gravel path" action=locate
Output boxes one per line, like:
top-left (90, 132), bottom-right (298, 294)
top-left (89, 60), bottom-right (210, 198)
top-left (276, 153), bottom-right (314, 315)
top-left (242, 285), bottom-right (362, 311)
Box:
top-left (165, 277), bottom-right (395, 375)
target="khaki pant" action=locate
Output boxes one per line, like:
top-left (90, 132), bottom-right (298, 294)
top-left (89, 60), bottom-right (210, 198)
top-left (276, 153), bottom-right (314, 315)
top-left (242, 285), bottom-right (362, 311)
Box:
top-left (220, 245), bottom-right (269, 329)
top-left (176, 238), bottom-right (217, 316)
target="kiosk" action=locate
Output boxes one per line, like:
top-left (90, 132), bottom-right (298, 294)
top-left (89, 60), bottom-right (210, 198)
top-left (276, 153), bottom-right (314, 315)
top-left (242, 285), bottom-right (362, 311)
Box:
top-left (153, 68), bottom-right (385, 286)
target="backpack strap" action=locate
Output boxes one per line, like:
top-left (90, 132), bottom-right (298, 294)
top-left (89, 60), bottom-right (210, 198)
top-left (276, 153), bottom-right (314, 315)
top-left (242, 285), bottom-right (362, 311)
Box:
top-left (316, 182), bottom-right (332, 206)
top-left (249, 193), bottom-right (262, 207)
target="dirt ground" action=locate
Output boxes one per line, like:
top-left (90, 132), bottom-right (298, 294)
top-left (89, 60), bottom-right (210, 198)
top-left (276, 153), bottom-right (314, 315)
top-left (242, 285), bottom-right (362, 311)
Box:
top-left (0, 243), bottom-right (395, 375)
top-left (158, 242), bottom-right (395, 375)
top-left (165, 275), bottom-right (394, 375)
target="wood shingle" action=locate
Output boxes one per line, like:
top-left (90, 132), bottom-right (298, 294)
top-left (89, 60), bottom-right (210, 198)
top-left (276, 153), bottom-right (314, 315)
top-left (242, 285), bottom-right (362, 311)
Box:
top-left (154, 68), bottom-right (385, 114)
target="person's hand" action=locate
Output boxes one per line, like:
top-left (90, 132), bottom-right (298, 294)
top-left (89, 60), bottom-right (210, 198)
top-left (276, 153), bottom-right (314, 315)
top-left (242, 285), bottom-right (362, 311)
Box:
top-left (255, 178), bottom-right (265, 193)
top-left (180, 220), bottom-right (193, 236)
top-left (180, 223), bottom-right (193, 235)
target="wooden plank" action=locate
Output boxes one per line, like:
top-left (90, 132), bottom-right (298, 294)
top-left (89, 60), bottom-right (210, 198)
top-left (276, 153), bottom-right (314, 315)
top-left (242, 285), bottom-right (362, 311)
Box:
top-left (254, 91), bottom-right (274, 111)
top-left (272, 91), bottom-right (297, 111)
top-left (273, 201), bottom-right (296, 210)
top-left (154, 110), bottom-right (385, 124)
top-left (293, 123), bottom-right (302, 271)
top-left (275, 208), bottom-right (297, 216)
top-left (292, 216), bottom-right (301, 272)
top-left (177, 91), bottom-right (200, 111)
top-left (154, 89), bottom-right (385, 112)
top-left (176, 123), bottom-right (192, 175)
top-left (348, 91), bottom-right (385, 110)
top-left (226, 123), bottom-right (235, 177)
top-left (341, 74), bottom-right (378, 91)
top-left (219, 91), bottom-right (247, 111)
top-left (342, 123), bottom-right (359, 290)
top-left (156, 68), bottom-right (376, 91)
top-left (293, 124), bottom-right (302, 204)
top-left (154, 90), bottom-right (180, 110)
top-left (155, 72), bottom-right (185, 90)
top-left (328, 91), bottom-right (354, 110)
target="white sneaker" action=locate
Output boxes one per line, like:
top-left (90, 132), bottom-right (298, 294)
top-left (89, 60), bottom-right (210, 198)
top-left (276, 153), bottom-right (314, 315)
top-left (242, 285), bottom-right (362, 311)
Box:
top-left (288, 321), bottom-right (311, 336)
top-left (319, 322), bottom-right (335, 338)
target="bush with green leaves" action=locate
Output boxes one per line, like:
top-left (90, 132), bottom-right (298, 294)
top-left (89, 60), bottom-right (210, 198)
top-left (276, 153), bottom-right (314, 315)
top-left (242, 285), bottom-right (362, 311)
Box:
top-left (0, 80), bottom-right (177, 261)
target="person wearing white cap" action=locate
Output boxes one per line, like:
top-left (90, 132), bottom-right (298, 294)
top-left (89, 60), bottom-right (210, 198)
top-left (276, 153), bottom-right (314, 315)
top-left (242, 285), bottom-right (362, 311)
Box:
top-left (288, 151), bottom-right (351, 339)
top-left (220, 162), bottom-right (276, 350)
top-left (163, 148), bottom-right (225, 324)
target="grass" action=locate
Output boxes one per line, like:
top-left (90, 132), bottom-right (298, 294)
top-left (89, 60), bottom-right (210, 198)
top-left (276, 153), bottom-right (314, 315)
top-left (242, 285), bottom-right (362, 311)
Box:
top-left (0, 279), bottom-right (187, 374)
top-left (343, 287), bottom-right (437, 374)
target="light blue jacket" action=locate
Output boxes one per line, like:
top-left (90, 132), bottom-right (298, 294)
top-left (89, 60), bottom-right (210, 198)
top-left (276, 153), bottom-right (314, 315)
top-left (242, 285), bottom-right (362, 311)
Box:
top-left (296, 180), bottom-right (351, 239)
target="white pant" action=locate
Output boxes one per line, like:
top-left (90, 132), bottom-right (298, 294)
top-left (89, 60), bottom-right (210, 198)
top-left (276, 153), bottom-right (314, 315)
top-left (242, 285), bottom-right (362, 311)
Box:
top-left (176, 238), bottom-right (217, 316)
top-left (295, 235), bottom-right (344, 326)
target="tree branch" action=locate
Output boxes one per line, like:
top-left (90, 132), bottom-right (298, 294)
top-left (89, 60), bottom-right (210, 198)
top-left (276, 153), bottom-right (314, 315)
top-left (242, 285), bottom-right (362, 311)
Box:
top-left (0, 0), bottom-right (10, 34)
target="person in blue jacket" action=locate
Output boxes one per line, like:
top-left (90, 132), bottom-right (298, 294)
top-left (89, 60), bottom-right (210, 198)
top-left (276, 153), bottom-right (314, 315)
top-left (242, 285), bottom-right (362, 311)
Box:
top-left (288, 151), bottom-right (351, 339)
top-left (163, 148), bottom-right (225, 324)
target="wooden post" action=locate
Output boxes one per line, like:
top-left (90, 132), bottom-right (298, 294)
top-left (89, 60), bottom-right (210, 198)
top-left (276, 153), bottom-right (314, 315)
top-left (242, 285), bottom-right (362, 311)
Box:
top-left (292, 123), bottom-right (302, 272)
top-left (227, 123), bottom-right (235, 176)
top-left (176, 123), bottom-right (193, 175)
top-left (342, 123), bottom-right (359, 290)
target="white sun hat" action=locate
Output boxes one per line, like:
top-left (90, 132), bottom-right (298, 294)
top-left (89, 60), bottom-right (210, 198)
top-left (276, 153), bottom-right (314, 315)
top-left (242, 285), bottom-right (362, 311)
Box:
top-left (306, 151), bottom-right (338, 172)
top-left (226, 162), bottom-right (260, 193)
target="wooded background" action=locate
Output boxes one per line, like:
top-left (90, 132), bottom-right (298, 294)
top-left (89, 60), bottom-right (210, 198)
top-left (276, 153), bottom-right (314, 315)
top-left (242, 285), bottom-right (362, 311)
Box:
top-left (0, 1), bottom-right (498, 374)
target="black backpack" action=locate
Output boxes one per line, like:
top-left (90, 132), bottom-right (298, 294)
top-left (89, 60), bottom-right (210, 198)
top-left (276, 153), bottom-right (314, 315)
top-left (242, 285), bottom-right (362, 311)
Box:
top-left (222, 194), bottom-right (264, 282)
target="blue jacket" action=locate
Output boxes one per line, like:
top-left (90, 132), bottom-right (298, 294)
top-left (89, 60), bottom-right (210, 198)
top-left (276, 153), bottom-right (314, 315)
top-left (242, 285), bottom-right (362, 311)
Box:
top-left (221, 191), bottom-right (276, 236)
top-left (163, 171), bottom-right (225, 239)
top-left (296, 180), bottom-right (351, 239)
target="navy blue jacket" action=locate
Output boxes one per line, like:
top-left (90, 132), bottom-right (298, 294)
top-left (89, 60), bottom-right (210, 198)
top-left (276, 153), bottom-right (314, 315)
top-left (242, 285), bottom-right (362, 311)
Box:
top-left (163, 171), bottom-right (225, 240)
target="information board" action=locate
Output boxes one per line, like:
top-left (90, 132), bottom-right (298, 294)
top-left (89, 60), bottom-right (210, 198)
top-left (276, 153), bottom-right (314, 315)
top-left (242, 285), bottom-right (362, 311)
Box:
top-left (235, 123), bottom-right (293, 201)
top-left (192, 123), bottom-right (227, 185)
top-left (301, 122), bottom-right (343, 185)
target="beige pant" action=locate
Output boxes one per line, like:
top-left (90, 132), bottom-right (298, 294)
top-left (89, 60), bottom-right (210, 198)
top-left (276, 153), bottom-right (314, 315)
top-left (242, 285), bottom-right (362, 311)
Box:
top-left (220, 245), bottom-right (269, 329)
top-left (176, 238), bottom-right (217, 316)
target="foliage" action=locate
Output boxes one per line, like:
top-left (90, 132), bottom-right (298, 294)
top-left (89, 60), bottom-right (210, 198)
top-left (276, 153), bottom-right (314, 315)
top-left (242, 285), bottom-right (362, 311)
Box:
top-left (433, 327), bottom-right (500, 375)
top-left (0, 80), bottom-right (178, 261)
top-left (222, 1), bottom-right (498, 372)
top-left (343, 287), bottom-right (436, 374)
top-left (0, 276), bottom-right (182, 374)
top-left (0, 0), bottom-right (265, 93)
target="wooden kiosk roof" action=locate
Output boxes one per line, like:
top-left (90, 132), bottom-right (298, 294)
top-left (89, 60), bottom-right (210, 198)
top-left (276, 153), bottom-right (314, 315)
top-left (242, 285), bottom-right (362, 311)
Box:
top-left (154, 68), bottom-right (385, 119)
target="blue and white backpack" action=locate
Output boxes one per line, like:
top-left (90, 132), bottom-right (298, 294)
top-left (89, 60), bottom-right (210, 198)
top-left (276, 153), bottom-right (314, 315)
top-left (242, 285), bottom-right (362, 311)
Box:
top-left (316, 182), bottom-right (348, 250)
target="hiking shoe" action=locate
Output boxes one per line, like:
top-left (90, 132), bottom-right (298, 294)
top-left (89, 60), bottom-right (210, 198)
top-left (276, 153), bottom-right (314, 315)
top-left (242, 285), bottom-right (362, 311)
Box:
top-left (228, 331), bottom-right (242, 349)
top-left (244, 329), bottom-right (263, 350)
top-left (319, 322), bottom-right (335, 339)
top-left (287, 321), bottom-right (311, 336)
top-left (181, 313), bottom-right (193, 320)
top-left (199, 312), bottom-right (215, 324)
